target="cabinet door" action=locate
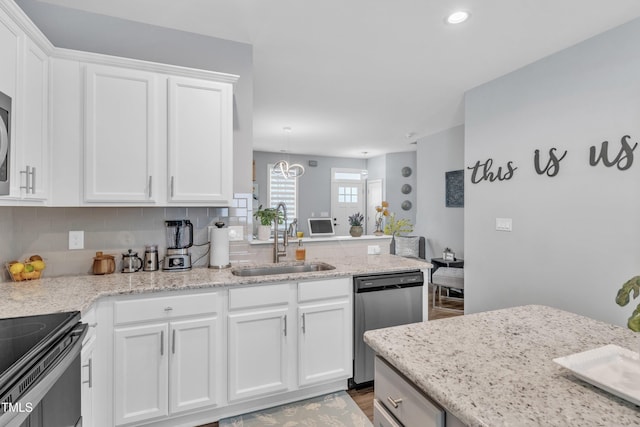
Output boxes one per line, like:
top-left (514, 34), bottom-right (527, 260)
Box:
top-left (169, 316), bottom-right (218, 414)
top-left (114, 323), bottom-right (169, 425)
top-left (228, 307), bottom-right (291, 401)
top-left (81, 335), bottom-right (96, 427)
top-left (298, 299), bottom-right (351, 386)
top-left (167, 76), bottom-right (232, 204)
top-left (84, 64), bottom-right (158, 203)
top-left (17, 37), bottom-right (48, 200)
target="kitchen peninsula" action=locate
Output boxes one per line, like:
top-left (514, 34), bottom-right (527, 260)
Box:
top-left (364, 305), bottom-right (640, 427)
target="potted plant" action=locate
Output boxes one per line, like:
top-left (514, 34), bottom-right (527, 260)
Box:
top-left (616, 276), bottom-right (640, 332)
top-left (253, 205), bottom-right (284, 240)
top-left (348, 212), bottom-right (364, 237)
top-left (383, 213), bottom-right (414, 237)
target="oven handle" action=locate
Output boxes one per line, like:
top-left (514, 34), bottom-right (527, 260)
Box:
top-left (0, 323), bottom-right (87, 427)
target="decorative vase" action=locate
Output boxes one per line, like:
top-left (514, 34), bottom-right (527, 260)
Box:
top-left (257, 225), bottom-right (271, 240)
top-left (374, 221), bottom-right (384, 236)
top-left (349, 226), bottom-right (363, 237)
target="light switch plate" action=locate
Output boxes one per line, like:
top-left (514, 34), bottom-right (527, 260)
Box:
top-left (496, 218), bottom-right (513, 232)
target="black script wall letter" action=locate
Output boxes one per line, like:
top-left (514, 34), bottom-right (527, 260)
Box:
top-left (534, 148), bottom-right (568, 177)
top-left (589, 135), bottom-right (637, 171)
top-left (467, 159), bottom-right (518, 184)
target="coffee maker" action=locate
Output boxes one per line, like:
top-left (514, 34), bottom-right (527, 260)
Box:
top-left (163, 220), bottom-right (193, 271)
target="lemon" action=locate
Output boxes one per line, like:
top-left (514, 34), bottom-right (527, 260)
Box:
top-left (30, 260), bottom-right (46, 271)
top-left (9, 262), bottom-right (24, 275)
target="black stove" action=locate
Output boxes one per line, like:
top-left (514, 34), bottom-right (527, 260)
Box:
top-left (0, 311), bottom-right (85, 425)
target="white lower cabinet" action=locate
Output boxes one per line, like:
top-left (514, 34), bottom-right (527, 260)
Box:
top-left (112, 292), bottom-right (221, 426)
top-left (298, 278), bottom-right (352, 386)
top-left (114, 323), bottom-right (169, 424)
top-left (227, 283), bottom-right (294, 402)
top-left (102, 277), bottom-right (352, 426)
top-left (80, 335), bottom-right (96, 427)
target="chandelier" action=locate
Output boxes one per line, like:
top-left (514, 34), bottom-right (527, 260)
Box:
top-left (273, 127), bottom-right (305, 179)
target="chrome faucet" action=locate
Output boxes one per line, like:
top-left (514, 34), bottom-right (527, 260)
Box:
top-left (273, 202), bottom-right (288, 263)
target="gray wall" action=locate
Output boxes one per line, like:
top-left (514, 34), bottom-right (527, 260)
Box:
top-left (416, 125), bottom-right (464, 260)
top-left (464, 18), bottom-right (640, 327)
top-left (253, 151), bottom-right (366, 235)
top-left (16, 0), bottom-right (254, 194)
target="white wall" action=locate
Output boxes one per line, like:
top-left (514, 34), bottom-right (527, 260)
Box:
top-left (416, 125), bottom-right (464, 261)
top-left (464, 18), bottom-right (640, 326)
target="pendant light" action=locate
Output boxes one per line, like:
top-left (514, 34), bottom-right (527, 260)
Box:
top-left (273, 127), bottom-right (305, 179)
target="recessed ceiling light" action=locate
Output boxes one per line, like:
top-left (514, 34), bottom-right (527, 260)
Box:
top-left (446, 10), bottom-right (470, 24)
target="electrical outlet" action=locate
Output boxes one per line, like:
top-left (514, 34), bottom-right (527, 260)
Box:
top-left (368, 245), bottom-right (381, 255)
top-left (68, 230), bottom-right (84, 250)
top-left (228, 226), bottom-right (244, 241)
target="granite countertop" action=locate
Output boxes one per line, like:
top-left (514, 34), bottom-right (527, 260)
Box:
top-left (364, 305), bottom-right (640, 427)
top-left (0, 254), bottom-right (429, 318)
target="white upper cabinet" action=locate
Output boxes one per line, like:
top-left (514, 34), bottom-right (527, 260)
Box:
top-left (82, 68), bottom-right (234, 206)
top-left (16, 36), bottom-right (48, 201)
top-left (0, 5), bottom-right (51, 204)
top-left (167, 77), bottom-right (232, 204)
top-left (84, 64), bottom-right (158, 203)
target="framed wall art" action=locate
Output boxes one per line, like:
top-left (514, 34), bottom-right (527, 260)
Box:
top-left (445, 170), bottom-right (464, 208)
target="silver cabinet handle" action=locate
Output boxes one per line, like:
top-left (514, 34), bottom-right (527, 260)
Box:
top-left (82, 358), bottom-right (93, 388)
top-left (148, 175), bottom-right (153, 198)
top-left (164, 307), bottom-right (173, 312)
top-left (20, 166), bottom-right (30, 193)
top-left (160, 330), bottom-right (164, 356)
top-left (170, 176), bottom-right (175, 198)
top-left (30, 167), bottom-right (36, 194)
top-left (283, 315), bottom-right (287, 337)
top-left (302, 313), bottom-right (306, 333)
top-left (172, 329), bottom-right (176, 354)
top-left (387, 396), bottom-right (403, 408)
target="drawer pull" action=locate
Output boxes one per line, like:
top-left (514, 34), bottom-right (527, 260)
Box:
top-left (164, 307), bottom-right (173, 312)
top-left (387, 396), bottom-right (403, 408)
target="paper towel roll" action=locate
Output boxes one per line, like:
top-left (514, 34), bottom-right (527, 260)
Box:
top-left (209, 226), bottom-right (230, 269)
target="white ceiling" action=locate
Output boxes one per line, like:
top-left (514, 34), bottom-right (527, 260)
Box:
top-left (36, 0), bottom-right (640, 157)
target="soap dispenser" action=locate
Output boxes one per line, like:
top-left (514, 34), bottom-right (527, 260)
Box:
top-left (295, 239), bottom-right (306, 261)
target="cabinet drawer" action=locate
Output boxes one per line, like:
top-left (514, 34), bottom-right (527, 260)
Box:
top-left (229, 283), bottom-right (290, 310)
top-left (298, 278), bottom-right (350, 302)
top-left (114, 292), bottom-right (218, 324)
top-left (373, 399), bottom-right (402, 427)
top-left (375, 356), bottom-right (444, 427)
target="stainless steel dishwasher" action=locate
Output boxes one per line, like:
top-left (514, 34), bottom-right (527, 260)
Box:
top-left (351, 270), bottom-right (424, 387)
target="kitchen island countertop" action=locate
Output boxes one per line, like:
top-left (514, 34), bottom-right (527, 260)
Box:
top-left (0, 254), bottom-right (429, 318)
top-left (364, 305), bottom-right (640, 427)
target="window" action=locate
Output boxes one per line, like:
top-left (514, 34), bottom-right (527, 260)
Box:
top-left (268, 164), bottom-right (297, 221)
top-left (338, 186), bottom-right (359, 203)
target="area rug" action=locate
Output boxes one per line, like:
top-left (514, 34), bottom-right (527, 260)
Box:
top-left (218, 391), bottom-right (372, 427)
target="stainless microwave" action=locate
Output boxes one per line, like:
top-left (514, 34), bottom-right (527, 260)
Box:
top-left (0, 90), bottom-right (10, 196)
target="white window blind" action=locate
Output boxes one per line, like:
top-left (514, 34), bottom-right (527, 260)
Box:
top-left (268, 164), bottom-right (298, 222)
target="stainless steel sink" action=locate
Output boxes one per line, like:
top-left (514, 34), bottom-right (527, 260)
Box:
top-left (231, 262), bottom-right (336, 277)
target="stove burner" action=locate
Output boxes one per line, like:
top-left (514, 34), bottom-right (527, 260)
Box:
top-left (0, 322), bottom-right (46, 340)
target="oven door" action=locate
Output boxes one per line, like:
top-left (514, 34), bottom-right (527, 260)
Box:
top-left (2, 323), bottom-right (87, 427)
